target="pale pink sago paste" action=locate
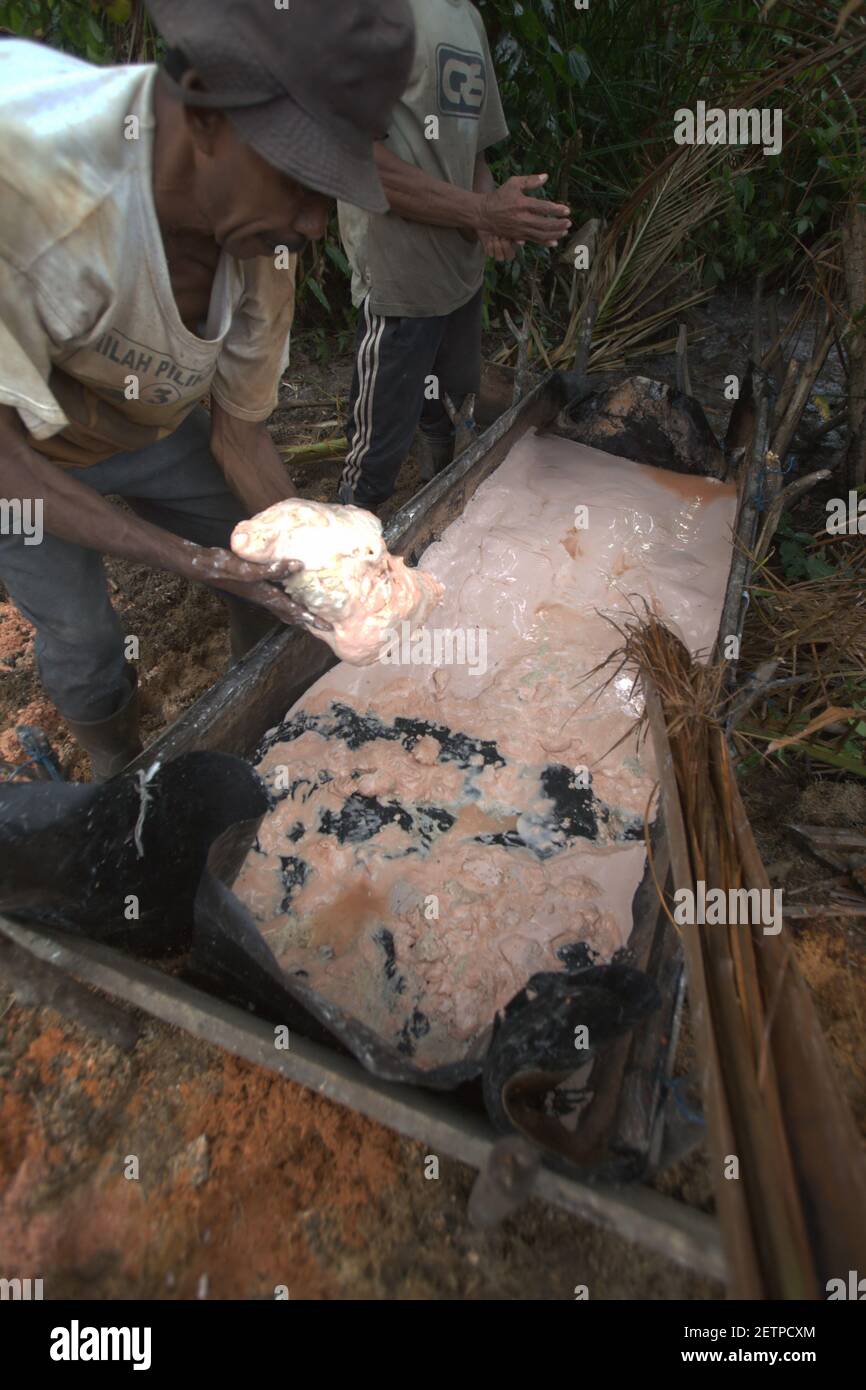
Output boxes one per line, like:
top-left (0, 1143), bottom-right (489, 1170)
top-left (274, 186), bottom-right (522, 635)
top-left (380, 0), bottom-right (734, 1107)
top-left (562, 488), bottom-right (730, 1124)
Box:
top-left (233, 433), bottom-right (737, 1067)
top-left (231, 498), bottom-right (444, 665)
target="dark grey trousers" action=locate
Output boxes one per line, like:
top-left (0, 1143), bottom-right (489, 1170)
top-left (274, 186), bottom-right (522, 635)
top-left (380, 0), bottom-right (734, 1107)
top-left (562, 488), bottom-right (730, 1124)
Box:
top-left (0, 407), bottom-right (252, 722)
top-left (339, 287), bottom-right (483, 509)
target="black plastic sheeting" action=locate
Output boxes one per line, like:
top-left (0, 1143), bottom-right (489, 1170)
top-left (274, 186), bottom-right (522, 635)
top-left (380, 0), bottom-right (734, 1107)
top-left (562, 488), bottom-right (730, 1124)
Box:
top-left (254, 700), bottom-right (645, 866)
top-left (0, 753), bottom-right (267, 956)
top-left (0, 752), bottom-right (660, 1171)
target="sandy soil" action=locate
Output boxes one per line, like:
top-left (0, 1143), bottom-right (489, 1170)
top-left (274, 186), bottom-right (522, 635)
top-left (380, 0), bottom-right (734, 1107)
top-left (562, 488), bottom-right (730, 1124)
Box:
top-left (1, 305), bottom-right (863, 1300)
top-left (0, 1007), bottom-right (722, 1300)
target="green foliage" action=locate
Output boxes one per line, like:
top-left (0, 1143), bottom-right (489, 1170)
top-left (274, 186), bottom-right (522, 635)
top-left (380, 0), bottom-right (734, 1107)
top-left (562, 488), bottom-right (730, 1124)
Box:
top-left (775, 516), bottom-right (838, 581)
top-left (477, 0), bottom-right (865, 298)
top-left (2, 0), bottom-right (163, 62)
top-left (3, 0), bottom-right (864, 325)
top-left (0, 0), bottom-right (133, 62)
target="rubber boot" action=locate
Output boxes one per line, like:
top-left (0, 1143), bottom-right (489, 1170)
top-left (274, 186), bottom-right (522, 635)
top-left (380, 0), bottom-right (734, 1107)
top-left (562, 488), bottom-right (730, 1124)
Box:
top-left (228, 603), bottom-right (279, 665)
top-left (64, 665), bottom-right (142, 781)
top-left (417, 433), bottom-right (455, 483)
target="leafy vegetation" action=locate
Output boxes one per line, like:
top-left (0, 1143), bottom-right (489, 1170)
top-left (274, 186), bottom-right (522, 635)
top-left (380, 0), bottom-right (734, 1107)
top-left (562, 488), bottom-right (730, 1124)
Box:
top-left (775, 515), bottom-right (839, 581)
top-left (2, 0), bottom-right (864, 353)
top-left (0, 0), bottom-right (151, 63)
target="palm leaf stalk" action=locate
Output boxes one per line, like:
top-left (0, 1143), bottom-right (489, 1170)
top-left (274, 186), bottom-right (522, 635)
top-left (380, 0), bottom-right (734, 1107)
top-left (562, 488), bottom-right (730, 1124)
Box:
top-left (601, 614), bottom-right (866, 1296)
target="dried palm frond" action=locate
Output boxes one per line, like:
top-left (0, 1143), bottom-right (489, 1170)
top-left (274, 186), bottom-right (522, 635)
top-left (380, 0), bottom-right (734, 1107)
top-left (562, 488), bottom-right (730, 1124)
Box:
top-left (738, 533), bottom-right (866, 775)
top-left (552, 143), bottom-right (746, 371)
top-left (552, 15), bottom-right (866, 378)
top-left (602, 614), bottom-right (866, 1297)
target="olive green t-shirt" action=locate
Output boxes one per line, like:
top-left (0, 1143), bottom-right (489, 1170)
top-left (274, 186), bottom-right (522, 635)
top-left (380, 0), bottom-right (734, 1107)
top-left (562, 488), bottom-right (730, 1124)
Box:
top-left (338, 0), bottom-right (509, 319)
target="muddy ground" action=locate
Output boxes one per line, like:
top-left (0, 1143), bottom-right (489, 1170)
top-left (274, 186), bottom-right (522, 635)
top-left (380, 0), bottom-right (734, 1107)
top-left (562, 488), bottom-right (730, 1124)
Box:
top-left (0, 291), bottom-right (863, 1299)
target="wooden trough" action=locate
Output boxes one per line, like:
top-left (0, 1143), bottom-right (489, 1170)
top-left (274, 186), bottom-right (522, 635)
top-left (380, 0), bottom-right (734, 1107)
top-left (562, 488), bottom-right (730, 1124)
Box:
top-left (0, 373), bottom-right (762, 1285)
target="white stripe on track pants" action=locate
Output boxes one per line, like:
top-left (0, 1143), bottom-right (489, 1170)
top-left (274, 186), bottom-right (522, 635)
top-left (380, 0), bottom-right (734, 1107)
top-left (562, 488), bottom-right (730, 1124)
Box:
top-left (339, 287), bottom-right (482, 508)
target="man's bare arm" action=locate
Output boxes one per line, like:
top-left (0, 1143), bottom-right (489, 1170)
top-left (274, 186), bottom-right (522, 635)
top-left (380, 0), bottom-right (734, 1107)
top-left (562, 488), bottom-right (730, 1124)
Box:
top-left (474, 154), bottom-right (518, 261)
top-left (372, 143), bottom-right (570, 245)
top-left (209, 400), bottom-right (297, 516)
top-left (0, 405), bottom-right (326, 628)
top-left (473, 153), bottom-right (496, 197)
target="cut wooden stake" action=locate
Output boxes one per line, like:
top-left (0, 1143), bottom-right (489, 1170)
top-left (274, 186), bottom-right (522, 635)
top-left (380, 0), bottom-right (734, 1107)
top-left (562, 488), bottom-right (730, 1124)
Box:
top-left (773, 355), bottom-right (800, 432)
top-left (769, 311), bottom-right (834, 472)
top-left (572, 293), bottom-right (600, 381)
top-left (752, 273), bottom-right (765, 362)
top-left (766, 296), bottom-right (783, 388)
top-left (715, 367), bottom-right (774, 671)
top-left (676, 324), bottom-right (692, 396)
top-left (563, 217), bottom-right (601, 315)
top-left (841, 200), bottom-right (866, 488)
top-left (753, 467), bottom-right (833, 568)
top-left (504, 308), bottom-right (532, 407)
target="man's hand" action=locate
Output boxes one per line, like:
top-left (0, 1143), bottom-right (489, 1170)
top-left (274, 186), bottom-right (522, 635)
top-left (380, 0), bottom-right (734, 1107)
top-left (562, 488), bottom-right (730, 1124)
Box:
top-left (478, 173), bottom-right (570, 247)
top-left (0, 406), bottom-right (329, 633)
top-left (207, 408), bottom-right (336, 628)
top-left (181, 545), bottom-right (333, 631)
top-left (480, 231), bottom-right (519, 262)
top-left (372, 145), bottom-right (569, 250)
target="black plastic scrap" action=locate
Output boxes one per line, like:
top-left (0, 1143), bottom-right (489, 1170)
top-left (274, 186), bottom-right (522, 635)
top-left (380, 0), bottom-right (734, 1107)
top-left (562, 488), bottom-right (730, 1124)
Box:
top-left (0, 752), bottom-right (268, 955)
top-left (0, 752), bottom-right (660, 1175)
top-left (257, 701), bottom-right (645, 862)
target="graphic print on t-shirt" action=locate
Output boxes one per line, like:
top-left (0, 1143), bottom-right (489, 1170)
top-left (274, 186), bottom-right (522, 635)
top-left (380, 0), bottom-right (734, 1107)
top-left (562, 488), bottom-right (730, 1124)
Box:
top-left (436, 44), bottom-right (486, 118)
top-left (93, 328), bottom-right (211, 404)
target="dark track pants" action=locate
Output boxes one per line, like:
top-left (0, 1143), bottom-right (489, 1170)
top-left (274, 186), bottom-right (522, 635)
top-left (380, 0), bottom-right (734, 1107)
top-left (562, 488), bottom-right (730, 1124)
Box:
top-left (339, 287), bottom-right (483, 509)
top-left (0, 407), bottom-right (254, 723)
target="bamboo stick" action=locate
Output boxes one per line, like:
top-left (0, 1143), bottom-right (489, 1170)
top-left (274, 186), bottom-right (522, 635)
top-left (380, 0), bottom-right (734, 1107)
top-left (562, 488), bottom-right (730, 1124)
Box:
top-left (278, 438), bottom-right (347, 464)
top-left (769, 312), bottom-right (834, 471)
top-left (676, 324), bottom-right (692, 396)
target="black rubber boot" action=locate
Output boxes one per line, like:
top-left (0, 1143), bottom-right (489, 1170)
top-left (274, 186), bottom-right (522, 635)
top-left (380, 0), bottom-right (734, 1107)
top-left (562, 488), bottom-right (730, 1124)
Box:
top-left (64, 666), bottom-right (142, 781)
top-left (417, 433), bottom-right (455, 483)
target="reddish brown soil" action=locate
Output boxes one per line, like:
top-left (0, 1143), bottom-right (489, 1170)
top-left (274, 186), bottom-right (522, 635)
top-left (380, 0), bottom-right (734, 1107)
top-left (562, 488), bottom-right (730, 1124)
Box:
top-left (0, 1003), bottom-right (724, 1300)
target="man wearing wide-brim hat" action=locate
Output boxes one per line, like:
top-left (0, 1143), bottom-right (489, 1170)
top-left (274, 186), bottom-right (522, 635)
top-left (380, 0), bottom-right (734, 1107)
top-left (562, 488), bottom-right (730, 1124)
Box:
top-left (0, 0), bottom-right (415, 778)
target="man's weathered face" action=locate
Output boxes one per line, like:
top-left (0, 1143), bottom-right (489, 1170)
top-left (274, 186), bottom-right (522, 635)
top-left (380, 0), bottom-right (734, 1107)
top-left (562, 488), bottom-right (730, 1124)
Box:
top-left (185, 104), bottom-right (332, 258)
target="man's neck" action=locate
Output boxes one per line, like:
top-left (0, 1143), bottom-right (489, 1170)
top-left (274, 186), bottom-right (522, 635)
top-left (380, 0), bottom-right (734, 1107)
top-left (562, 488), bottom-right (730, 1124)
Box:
top-left (151, 76), bottom-right (214, 251)
top-left (150, 76), bottom-right (221, 333)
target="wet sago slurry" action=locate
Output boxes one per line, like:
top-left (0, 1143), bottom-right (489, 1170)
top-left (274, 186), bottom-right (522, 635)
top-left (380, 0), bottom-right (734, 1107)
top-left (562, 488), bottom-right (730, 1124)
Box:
top-left (234, 433), bottom-right (737, 1066)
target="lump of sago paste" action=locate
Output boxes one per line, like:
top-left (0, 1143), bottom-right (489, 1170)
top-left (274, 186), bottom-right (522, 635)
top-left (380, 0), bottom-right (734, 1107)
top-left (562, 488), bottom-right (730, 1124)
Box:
top-left (231, 499), bottom-right (444, 665)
